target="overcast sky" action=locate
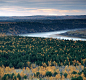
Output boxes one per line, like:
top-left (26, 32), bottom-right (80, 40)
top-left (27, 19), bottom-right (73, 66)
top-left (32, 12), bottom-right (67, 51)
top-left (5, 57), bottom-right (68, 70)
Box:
top-left (0, 0), bottom-right (86, 16)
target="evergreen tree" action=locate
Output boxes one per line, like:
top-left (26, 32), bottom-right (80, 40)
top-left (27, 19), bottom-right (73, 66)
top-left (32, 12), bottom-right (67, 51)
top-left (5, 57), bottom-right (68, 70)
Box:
top-left (46, 71), bottom-right (52, 77)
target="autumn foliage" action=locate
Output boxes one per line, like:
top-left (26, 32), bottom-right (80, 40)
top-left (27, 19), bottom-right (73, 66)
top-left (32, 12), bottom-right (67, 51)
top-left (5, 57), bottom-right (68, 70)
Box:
top-left (0, 36), bottom-right (86, 80)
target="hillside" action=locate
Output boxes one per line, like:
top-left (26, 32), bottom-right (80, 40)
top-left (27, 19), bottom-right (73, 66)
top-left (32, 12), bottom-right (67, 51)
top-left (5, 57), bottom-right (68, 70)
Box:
top-left (0, 15), bottom-right (86, 21)
top-left (0, 36), bottom-right (86, 80)
top-left (0, 19), bottom-right (86, 35)
top-left (0, 36), bottom-right (86, 68)
top-left (60, 29), bottom-right (86, 39)
top-left (0, 17), bottom-right (86, 80)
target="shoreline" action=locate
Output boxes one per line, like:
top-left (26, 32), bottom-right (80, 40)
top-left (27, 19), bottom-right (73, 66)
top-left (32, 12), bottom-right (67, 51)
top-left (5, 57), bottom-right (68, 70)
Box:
top-left (18, 29), bottom-right (86, 41)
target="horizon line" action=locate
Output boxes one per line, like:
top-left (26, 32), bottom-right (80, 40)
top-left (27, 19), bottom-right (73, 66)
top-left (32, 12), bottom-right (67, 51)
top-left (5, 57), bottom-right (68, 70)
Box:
top-left (0, 14), bottom-right (86, 17)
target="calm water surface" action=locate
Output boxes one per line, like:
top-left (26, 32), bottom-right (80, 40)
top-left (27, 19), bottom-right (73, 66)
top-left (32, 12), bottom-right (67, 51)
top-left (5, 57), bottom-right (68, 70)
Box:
top-left (19, 29), bottom-right (86, 41)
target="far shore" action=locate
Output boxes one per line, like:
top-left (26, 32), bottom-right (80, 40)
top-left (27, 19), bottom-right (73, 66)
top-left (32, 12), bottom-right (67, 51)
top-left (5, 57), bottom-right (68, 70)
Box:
top-left (19, 28), bottom-right (86, 41)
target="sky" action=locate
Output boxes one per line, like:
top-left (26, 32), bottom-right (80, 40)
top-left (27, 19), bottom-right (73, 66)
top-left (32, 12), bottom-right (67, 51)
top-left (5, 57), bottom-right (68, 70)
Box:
top-left (0, 0), bottom-right (86, 16)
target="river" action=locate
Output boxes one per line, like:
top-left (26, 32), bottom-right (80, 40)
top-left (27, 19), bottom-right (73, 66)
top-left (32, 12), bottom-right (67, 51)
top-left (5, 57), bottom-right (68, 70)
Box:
top-left (18, 29), bottom-right (86, 41)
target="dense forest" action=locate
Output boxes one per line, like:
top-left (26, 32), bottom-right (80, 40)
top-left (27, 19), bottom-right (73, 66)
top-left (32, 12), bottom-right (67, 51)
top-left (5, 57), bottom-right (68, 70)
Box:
top-left (0, 36), bottom-right (86, 80)
top-left (0, 36), bottom-right (86, 68)
top-left (0, 19), bottom-right (86, 35)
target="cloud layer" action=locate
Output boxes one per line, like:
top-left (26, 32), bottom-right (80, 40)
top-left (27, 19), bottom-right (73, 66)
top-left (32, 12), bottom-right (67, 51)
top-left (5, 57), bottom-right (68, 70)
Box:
top-left (0, 0), bottom-right (86, 16)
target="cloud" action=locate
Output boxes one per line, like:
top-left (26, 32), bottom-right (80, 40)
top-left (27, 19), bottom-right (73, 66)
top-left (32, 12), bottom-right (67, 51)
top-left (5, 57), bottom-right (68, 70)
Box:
top-left (0, 0), bottom-right (86, 16)
top-left (0, 0), bottom-right (86, 10)
top-left (0, 7), bottom-right (85, 16)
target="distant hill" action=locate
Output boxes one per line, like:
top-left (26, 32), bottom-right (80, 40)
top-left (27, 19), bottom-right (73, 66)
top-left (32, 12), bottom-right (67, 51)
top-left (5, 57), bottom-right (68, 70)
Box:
top-left (0, 15), bottom-right (86, 21)
top-left (0, 19), bottom-right (86, 35)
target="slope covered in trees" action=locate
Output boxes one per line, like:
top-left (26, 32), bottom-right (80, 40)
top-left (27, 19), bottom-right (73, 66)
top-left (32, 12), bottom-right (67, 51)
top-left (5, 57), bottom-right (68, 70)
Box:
top-left (0, 19), bottom-right (86, 35)
top-left (0, 36), bottom-right (86, 68)
top-left (0, 65), bottom-right (86, 80)
top-left (60, 29), bottom-right (86, 39)
top-left (0, 36), bottom-right (86, 80)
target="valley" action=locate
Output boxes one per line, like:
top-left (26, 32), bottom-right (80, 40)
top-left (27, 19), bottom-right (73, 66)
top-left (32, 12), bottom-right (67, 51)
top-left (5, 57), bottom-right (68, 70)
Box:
top-left (0, 16), bottom-right (86, 80)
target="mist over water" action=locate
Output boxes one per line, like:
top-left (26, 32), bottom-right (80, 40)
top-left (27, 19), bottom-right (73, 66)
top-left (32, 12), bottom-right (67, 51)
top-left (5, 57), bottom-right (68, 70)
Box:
top-left (19, 29), bottom-right (86, 41)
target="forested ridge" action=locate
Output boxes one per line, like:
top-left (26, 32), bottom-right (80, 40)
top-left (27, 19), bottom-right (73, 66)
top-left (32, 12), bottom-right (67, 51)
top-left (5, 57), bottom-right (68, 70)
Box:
top-left (61, 29), bottom-right (86, 39)
top-left (0, 19), bottom-right (86, 35)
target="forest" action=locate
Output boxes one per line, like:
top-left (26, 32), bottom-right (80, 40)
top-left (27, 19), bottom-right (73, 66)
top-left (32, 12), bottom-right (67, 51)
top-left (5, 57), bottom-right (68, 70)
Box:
top-left (0, 36), bottom-right (86, 68)
top-left (0, 18), bottom-right (86, 80)
top-left (0, 19), bottom-right (86, 35)
top-left (0, 36), bottom-right (86, 80)
top-left (60, 29), bottom-right (86, 39)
